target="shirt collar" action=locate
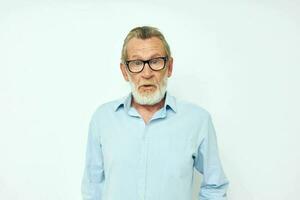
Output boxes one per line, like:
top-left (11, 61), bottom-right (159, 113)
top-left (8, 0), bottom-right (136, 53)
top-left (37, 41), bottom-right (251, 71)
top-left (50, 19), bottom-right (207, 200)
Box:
top-left (114, 90), bottom-right (177, 113)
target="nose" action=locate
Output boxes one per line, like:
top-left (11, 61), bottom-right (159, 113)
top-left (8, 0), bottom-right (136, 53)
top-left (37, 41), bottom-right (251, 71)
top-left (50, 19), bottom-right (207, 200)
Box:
top-left (141, 63), bottom-right (154, 78)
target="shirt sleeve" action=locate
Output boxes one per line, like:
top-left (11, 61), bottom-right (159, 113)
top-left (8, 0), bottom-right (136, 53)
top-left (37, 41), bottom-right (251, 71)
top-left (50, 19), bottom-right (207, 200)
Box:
top-left (194, 114), bottom-right (229, 200)
top-left (81, 116), bottom-right (105, 200)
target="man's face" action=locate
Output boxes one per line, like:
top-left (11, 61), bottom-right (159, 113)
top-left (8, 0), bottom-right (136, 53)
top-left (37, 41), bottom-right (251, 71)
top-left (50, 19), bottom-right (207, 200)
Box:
top-left (120, 37), bottom-right (173, 105)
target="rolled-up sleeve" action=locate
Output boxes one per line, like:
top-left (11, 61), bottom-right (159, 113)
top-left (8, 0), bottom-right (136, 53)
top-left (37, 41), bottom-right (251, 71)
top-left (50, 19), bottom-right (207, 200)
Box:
top-left (81, 116), bottom-right (105, 200)
top-left (194, 114), bottom-right (229, 200)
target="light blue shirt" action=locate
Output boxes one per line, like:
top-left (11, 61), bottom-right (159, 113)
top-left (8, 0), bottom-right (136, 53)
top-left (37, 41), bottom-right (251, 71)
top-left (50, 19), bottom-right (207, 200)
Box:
top-left (81, 91), bottom-right (229, 200)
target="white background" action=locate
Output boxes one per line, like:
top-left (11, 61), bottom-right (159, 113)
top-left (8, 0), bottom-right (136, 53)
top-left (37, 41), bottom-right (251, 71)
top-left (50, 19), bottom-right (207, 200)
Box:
top-left (0, 0), bottom-right (299, 199)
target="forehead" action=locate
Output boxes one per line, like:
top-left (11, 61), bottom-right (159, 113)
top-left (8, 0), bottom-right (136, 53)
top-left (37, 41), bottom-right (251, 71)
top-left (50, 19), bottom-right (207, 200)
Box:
top-left (126, 37), bottom-right (165, 59)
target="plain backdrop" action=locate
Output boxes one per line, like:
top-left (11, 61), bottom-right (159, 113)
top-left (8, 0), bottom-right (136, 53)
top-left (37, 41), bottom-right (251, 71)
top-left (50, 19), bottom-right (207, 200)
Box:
top-left (0, 0), bottom-right (299, 199)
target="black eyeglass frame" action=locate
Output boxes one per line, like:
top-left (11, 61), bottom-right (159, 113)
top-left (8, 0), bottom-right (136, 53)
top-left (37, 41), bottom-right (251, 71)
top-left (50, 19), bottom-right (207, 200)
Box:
top-left (125, 56), bottom-right (169, 73)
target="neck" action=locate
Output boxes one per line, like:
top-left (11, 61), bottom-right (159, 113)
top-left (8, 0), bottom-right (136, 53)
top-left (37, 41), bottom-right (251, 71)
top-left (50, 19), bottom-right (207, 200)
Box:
top-left (131, 94), bottom-right (166, 114)
top-left (130, 93), bottom-right (167, 124)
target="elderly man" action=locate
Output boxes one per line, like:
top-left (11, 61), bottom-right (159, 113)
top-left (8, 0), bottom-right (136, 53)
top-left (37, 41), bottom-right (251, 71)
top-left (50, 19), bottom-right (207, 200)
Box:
top-left (81, 26), bottom-right (229, 200)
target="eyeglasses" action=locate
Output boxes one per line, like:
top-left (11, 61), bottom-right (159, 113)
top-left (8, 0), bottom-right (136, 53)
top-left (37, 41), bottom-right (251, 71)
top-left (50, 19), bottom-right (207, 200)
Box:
top-left (125, 56), bottom-right (168, 73)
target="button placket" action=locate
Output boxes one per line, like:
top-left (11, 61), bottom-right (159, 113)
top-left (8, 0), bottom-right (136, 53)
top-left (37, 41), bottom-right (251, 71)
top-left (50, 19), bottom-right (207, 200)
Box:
top-left (137, 121), bottom-right (150, 200)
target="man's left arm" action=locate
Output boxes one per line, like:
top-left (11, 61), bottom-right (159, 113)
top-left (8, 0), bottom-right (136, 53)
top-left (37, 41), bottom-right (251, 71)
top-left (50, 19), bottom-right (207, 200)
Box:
top-left (194, 113), bottom-right (229, 200)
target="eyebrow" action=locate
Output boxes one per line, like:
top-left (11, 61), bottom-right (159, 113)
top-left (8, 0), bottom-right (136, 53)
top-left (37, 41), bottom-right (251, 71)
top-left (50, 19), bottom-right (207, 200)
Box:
top-left (130, 53), bottom-right (163, 60)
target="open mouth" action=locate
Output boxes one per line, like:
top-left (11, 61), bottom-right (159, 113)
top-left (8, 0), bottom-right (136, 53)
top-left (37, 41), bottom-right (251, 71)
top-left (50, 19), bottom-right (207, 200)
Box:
top-left (140, 84), bottom-right (156, 89)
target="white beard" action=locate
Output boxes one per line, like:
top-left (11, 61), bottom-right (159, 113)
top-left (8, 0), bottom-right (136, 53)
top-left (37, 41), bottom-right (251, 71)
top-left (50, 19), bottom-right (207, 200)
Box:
top-left (128, 75), bottom-right (168, 105)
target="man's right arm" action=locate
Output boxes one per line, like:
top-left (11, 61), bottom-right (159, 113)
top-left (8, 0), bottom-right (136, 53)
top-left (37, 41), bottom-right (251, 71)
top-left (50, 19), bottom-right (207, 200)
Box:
top-left (81, 116), bottom-right (105, 200)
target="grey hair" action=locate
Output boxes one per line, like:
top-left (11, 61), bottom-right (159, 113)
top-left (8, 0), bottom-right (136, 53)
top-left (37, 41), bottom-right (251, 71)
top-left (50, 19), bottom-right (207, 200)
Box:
top-left (121, 26), bottom-right (171, 64)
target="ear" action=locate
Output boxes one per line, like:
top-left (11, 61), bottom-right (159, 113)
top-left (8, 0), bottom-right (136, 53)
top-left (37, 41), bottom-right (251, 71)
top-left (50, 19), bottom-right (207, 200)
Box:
top-left (120, 63), bottom-right (129, 81)
top-left (167, 57), bottom-right (173, 77)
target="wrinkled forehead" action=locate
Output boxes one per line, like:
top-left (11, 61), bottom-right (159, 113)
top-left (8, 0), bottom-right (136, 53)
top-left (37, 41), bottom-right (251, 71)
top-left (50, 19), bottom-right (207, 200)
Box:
top-left (126, 37), bottom-right (166, 60)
